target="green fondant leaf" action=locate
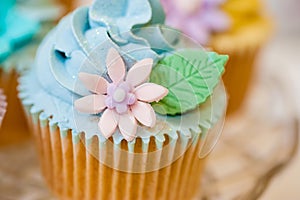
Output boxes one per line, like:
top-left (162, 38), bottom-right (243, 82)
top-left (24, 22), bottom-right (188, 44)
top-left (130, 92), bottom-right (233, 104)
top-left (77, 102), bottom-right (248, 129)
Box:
top-left (150, 49), bottom-right (228, 115)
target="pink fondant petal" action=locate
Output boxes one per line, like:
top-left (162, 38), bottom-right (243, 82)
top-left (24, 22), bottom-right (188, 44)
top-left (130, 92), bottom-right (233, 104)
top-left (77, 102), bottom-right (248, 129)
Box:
top-left (118, 112), bottom-right (137, 141)
top-left (126, 58), bottom-right (153, 87)
top-left (131, 101), bottom-right (156, 127)
top-left (134, 83), bottom-right (168, 103)
top-left (78, 72), bottom-right (108, 94)
top-left (74, 94), bottom-right (106, 114)
top-left (106, 48), bottom-right (125, 84)
top-left (98, 109), bottom-right (119, 139)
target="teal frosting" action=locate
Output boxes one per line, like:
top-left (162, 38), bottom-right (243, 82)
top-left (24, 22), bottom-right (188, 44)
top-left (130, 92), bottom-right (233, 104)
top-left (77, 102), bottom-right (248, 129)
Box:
top-left (0, 0), bottom-right (15, 33)
top-left (0, 0), bottom-right (40, 63)
top-left (19, 0), bottom-right (226, 143)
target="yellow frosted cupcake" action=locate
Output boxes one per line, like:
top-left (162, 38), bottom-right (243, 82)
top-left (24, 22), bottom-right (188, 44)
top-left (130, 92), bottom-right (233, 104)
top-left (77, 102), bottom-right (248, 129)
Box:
top-left (18, 0), bottom-right (228, 199)
top-left (212, 0), bottom-right (272, 115)
top-left (161, 0), bottom-right (272, 115)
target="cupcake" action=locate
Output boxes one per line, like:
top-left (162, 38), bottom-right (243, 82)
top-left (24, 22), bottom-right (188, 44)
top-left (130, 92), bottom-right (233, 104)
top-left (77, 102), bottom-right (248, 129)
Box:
top-left (0, 0), bottom-right (39, 146)
top-left (18, 0), bottom-right (228, 199)
top-left (161, 0), bottom-right (272, 115)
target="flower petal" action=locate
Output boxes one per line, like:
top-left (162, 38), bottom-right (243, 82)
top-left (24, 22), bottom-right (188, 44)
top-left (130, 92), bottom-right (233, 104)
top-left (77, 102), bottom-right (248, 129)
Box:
top-left (126, 58), bottom-right (153, 87)
top-left (74, 94), bottom-right (106, 114)
top-left (78, 72), bottom-right (108, 94)
top-left (131, 101), bottom-right (156, 127)
top-left (134, 83), bottom-right (168, 103)
top-left (118, 112), bottom-right (137, 141)
top-left (98, 109), bottom-right (119, 139)
top-left (106, 48), bottom-right (125, 83)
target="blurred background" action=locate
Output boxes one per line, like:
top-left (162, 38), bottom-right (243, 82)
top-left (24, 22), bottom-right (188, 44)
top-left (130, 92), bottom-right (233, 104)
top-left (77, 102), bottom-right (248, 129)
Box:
top-left (258, 0), bottom-right (300, 199)
top-left (0, 0), bottom-right (299, 199)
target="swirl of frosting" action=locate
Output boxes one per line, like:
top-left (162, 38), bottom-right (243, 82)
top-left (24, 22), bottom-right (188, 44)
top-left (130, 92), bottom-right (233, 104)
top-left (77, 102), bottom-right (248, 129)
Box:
top-left (35, 0), bottom-right (176, 104)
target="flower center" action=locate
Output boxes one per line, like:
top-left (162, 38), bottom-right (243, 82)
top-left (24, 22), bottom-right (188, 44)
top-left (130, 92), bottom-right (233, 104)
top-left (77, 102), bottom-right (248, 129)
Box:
top-left (113, 88), bottom-right (126, 103)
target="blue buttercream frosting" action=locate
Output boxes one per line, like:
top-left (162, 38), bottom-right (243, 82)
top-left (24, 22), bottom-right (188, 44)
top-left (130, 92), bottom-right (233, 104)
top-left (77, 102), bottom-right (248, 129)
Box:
top-left (38, 0), bottom-right (173, 103)
top-left (19, 0), bottom-right (226, 143)
top-left (0, 0), bottom-right (40, 63)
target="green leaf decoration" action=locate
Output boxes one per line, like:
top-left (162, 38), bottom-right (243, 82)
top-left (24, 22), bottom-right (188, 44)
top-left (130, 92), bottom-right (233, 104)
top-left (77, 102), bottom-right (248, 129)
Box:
top-left (150, 49), bottom-right (228, 115)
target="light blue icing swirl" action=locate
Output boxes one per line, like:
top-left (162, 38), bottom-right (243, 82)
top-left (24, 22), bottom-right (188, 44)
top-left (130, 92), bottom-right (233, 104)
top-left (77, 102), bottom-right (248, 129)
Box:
top-left (37, 0), bottom-right (174, 104)
top-left (19, 0), bottom-right (226, 144)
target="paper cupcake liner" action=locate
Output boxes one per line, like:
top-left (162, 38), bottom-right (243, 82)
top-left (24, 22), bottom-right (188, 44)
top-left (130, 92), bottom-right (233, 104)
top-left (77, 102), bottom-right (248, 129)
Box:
top-left (24, 103), bottom-right (210, 200)
top-left (0, 68), bottom-right (29, 146)
top-left (222, 46), bottom-right (259, 115)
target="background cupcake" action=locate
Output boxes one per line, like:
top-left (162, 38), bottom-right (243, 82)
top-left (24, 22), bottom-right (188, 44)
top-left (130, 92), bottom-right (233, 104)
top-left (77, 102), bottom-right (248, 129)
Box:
top-left (0, 0), bottom-right (64, 146)
top-left (18, 0), bottom-right (228, 199)
top-left (161, 0), bottom-right (272, 115)
top-left (0, 0), bottom-right (39, 146)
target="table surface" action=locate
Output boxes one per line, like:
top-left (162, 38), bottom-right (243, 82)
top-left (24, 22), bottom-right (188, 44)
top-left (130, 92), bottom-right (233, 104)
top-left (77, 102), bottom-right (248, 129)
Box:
top-left (257, 34), bottom-right (300, 200)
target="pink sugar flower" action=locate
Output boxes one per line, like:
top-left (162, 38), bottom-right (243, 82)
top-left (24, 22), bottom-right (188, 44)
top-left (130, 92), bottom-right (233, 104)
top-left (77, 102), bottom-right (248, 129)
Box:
top-left (75, 48), bottom-right (168, 141)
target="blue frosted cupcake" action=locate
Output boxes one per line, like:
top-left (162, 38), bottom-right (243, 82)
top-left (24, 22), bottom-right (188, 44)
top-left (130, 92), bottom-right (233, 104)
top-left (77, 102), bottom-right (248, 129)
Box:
top-left (0, 0), bottom-right (40, 146)
top-left (18, 0), bottom-right (228, 199)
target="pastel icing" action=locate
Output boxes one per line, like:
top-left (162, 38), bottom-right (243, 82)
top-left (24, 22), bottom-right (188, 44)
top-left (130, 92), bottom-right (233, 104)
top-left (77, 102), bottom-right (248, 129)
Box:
top-left (161, 0), bottom-right (231, 44)
top-left (161, 0), bottom-right (268, 45)
top-left (19, 0), bottom-right (227, 143)
top-left (222, 0), bottom-right (264, 31)
top-left (0, 0), bottom-right (40, 63)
